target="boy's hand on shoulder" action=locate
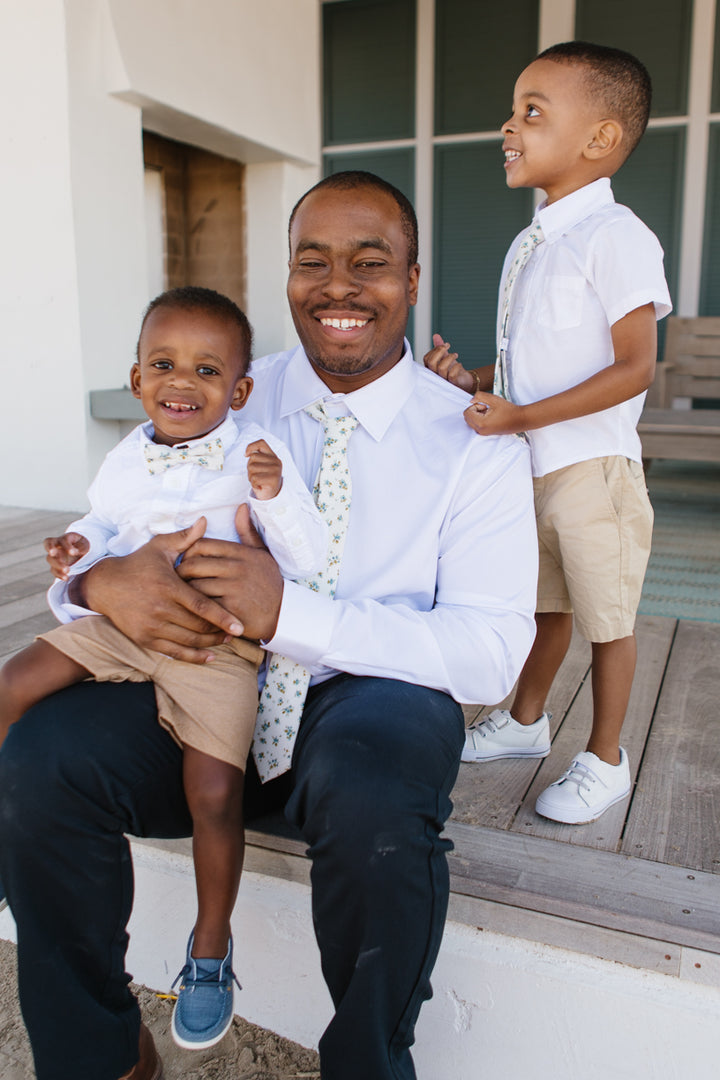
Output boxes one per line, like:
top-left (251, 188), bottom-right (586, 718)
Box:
top-left (43, 532), bottom-right (90, 580)
top-left (424, 333), bottom-right (474, 393)
top-left (246, 439), bottom-right (283, 500)
top-left (464, 392), bottom-right (524, 436)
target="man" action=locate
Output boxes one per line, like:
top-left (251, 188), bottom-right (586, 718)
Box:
top-left (0, 172), bottom-right (537, 1080)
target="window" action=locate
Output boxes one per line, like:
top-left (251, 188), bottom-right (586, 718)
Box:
top-left (323, 0), bottom-right (717, 366)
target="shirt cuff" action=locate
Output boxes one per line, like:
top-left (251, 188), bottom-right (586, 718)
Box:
top-left (264, 580), bottom-right (335, 666)
top-left (46, 577), bottom-right (101, 624)
top-left (247, 482), bottom-right (296, 519)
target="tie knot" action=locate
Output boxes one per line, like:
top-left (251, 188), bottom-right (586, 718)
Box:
top-left (304, 401), bottom-right (358, 443)
top-left (525, 222), bottom-right (544, 249)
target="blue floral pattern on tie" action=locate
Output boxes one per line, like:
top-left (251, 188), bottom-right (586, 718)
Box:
top-left (252, 403), bottom-right (358, 782)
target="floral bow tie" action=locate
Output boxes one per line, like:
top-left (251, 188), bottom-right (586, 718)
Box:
top-left (143, 438), bottom-right (224, 475)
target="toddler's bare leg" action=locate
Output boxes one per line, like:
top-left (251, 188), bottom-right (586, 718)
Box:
top-left (0, 641), bottom-right (90, 745)
top-left (511, 611), bottom-right (573, 725)
top-left (183, 746), bottom-right (245, 958)
top-left (588, 634), bottom-right (636, 765)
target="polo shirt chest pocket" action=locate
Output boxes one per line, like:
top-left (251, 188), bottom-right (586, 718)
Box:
top-left (538, 275), bottom-right (585, 330)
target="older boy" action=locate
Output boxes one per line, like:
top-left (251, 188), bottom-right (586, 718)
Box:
top-left (426, 42), bottom-right (671, 823)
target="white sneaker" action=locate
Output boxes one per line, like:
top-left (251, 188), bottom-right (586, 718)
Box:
top-left (535, 748), bottom-right (631, 824)
top-left (461, 709), bottom-right (551, 763)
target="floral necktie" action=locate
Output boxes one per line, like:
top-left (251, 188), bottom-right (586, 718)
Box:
top-left (252, 401), bottom-right (358, 782)
top-left (493, 222), bottom-right (545, 400)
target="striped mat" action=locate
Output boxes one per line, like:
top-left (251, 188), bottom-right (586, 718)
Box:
top-left (640, 461), bottom-right (720, 624)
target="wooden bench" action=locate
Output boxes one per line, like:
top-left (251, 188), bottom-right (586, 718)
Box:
top-left (639, 316), bottom-right (720, 462)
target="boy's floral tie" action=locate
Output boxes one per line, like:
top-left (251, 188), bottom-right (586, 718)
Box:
top-left (252, 401), bottom-right (358, 782)
top-left (493, 222), bottom-right (545, 400)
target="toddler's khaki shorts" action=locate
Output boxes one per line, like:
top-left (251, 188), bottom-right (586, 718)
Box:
top-left (39, 616), bottom-right (264, 769)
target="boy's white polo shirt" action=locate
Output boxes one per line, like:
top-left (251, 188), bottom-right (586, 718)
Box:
top-left (501, 177), bottom-right (672, 478)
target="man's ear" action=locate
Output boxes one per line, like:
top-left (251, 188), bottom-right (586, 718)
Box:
top-left (408, 263), bottom-right (420, 308)
top-left (130, 363), bottom-right (142, 399)
top-left (585, 119), bottom-right (623, 160)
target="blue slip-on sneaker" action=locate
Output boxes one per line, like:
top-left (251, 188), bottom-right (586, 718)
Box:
top-left (171, 933), bottom-right (241, 1050)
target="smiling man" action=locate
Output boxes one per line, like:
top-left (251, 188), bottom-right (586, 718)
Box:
top-left (0, 172), bottom-right (538, 1080)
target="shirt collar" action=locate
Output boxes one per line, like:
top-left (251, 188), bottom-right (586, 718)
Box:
top-left (536, 177), bottom-right (615, 243)
top-left (141, 410), bottom-right (240, 450)
top-left (279, 341), bottom-right (417, 442)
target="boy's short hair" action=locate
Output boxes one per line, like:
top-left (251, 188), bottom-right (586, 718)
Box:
top-left (289, 170), bottom-right (419, 267)
top-left (537, 41), bottom-right (652, 159)
top-left (138, 286), bottom-right (253, 373)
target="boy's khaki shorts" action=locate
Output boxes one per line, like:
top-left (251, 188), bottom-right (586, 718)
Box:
top-left (533, 455), bottom-right (653, 643)
top-left (38, 616), bottom-right (265, 770)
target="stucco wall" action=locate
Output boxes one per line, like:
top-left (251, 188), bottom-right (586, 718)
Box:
top-left (0, 0), bottom-right (320, 510)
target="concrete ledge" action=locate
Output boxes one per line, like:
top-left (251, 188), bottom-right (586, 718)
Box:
top-left (2, 838), bottom-right (719, 1079)
top-left (89, 388), bottom-right (145, 421)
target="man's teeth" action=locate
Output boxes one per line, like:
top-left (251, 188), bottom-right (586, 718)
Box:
top-left (163, 401), bottom-right (198, 410)
top-left (320, 317), bottom-right (368, 330)
top-left (505, 150), bottom-right (521, 162)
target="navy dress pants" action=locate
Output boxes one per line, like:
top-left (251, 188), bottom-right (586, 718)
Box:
top-left (0, 673), bottom-right (464, 1080)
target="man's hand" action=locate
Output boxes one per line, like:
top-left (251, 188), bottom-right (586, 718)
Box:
top-left (423, 333), bottom-right (473, 392)
top-left (76, 518), bottom-right (246, 664)
top-left (44, 532), bottom-right (90, 580)
top-left (178, 504), bottom-right (284, 643)
top-left (464, 393), bottom-right (524, 436)
top-left (246, 439), bottom-right (283, 500)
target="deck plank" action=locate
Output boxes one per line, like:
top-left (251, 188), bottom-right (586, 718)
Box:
top-left (0, 510), bottom-right (76, 550)
top-left (446, 820), bottom-right (720, 953)
top-left (0, 610), bottom-right (57, 659)
top-left (0, 566), bottom-right (55, 605)
top-left (621, 620), bottom-right (720, 873)
top-left (510, 615), bottom-right (676, 851)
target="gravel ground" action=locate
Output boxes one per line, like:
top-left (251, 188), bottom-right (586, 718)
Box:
top-left (0, 938), bottom-right (320, 1079)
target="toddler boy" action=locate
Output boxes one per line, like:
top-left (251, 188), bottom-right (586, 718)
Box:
top-left (426, 41), bottom-right (671, 823)
top-left (0, 286), bottom-right (326, 1048)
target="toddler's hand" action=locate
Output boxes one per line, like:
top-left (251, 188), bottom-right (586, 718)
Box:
top-left (246, 439), bottom-right (283, 500)
top-left (43, 532), bottom-right (90, 580)
top-left (424, 333), bottom-right (473, 392)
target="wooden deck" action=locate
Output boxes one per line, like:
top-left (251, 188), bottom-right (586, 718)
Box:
top-left (2, 505), bottom-right (719, 965)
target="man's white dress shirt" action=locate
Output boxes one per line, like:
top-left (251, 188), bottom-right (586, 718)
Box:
top-left (500, 178), bottom-right (672, 477)
top-left (49, 413), bottom-right (327, 623)
top-left (241, 345), bottom-right (538, 706)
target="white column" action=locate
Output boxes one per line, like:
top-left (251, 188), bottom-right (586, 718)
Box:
top-left (413, 0), bottom-right (436, 357)
top-left (538, 0), bottom-right (575, 49)
top-left (245, 161), bottom-right (320, 360)
top-left (677, 0), bottom-right (716, 315)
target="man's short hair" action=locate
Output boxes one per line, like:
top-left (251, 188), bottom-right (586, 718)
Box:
top-left (537, 41), bottom-right (652, 158)
top-left (289, 171), bottom-right (419, 267)
top-left (138, 286), bottom-right (253, 373)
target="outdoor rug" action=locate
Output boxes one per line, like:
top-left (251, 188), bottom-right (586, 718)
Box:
top-left (640, 460), bottom-right (720, 624)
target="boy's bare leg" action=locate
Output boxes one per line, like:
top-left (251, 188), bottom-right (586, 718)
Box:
top-left (587, 634), bottom-right (636, 765)
top-left (0, 641), bottom-right (90, 745)
top-left (511, 611), bottom-right (574, 725)
top-left (183, 746), bottom-right (245, 958)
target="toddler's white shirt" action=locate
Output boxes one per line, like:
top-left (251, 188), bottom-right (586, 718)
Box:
top-left (48, 412), bottom-right (327, 623)
top-left (500, 177), bottom-right (672, 477)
